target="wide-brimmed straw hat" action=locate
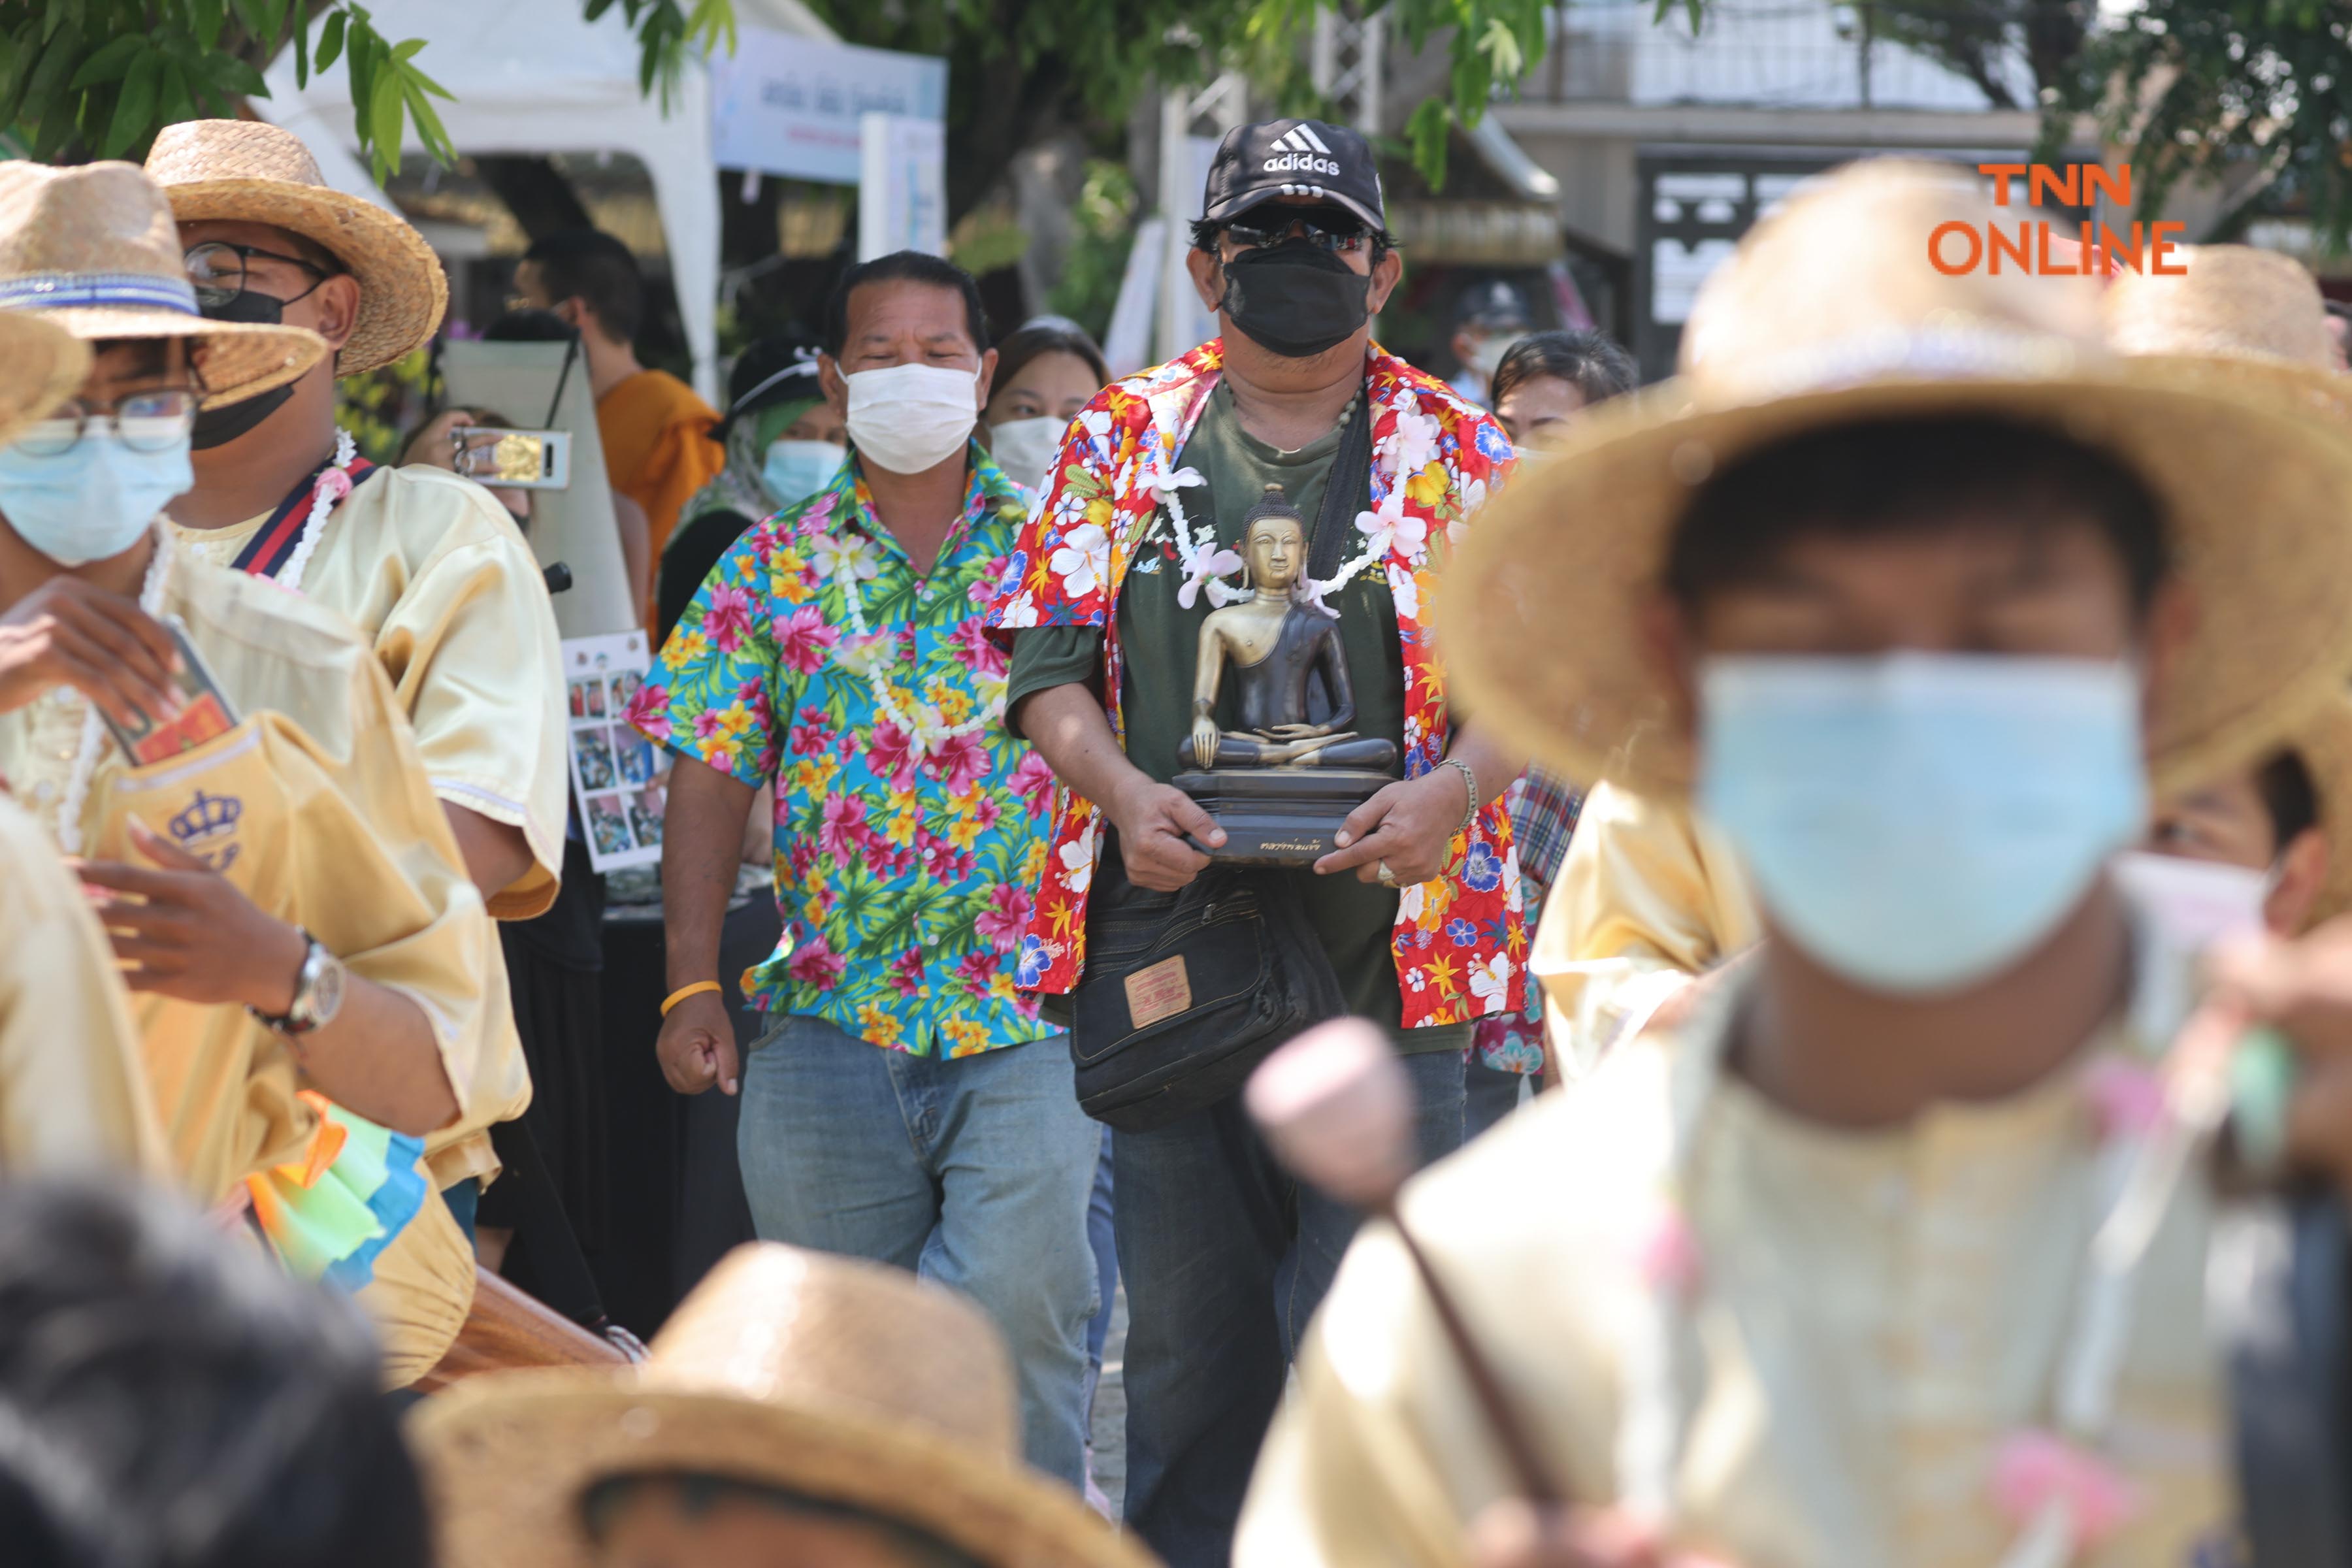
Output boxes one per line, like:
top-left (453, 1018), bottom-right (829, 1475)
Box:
top-left (1439, 159), bottom-right (2352, 799)
top-left (410, 1243), bottom-right (1158, 1568)
top-left (0, 313), bottom-right (90, 444)
top-left (146, 119), bottom-right (447, 377)
top-left (2103, 242), bottom-right (2352, 423)
top-left (0, 161), bottom-right (323, 408)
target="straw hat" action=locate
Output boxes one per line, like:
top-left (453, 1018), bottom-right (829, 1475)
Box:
top-left (146, 119), bottom-right (447, 377)
top-left (0, 161), bottom-right (323, 408)
top-left (0, 313), bottom-right (91, 445)
top-left (409, 1243), bottom-right (1158, 1568)
top-left (1439, 159), bottom-right (2352, 800)
top-left (2102, 242), bottom-right (2352, 423)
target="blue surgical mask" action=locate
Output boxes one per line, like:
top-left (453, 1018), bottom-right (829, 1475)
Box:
top-left (1696, 653), bottom-right (2147, 995)
top-left (0, 427), bottom-right (191, 566)
top-left (762, 438), bottom-right (845, 510)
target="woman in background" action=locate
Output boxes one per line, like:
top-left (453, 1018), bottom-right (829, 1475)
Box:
top-left (1488, 327), bottom-right (1637, 453)
top-left (981, 318), bottom-right (1109, 494)
top-left (659, 334), bottom-right (844, 644)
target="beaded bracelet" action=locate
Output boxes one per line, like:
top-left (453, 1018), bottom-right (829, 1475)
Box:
top-left (1436, 755), bottom-right (1479, 838)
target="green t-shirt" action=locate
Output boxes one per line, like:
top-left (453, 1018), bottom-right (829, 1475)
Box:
top-left (1007, 382), bottom-right (1467, 1054)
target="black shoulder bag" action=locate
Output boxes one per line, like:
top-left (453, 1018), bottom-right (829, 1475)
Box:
top-left (1067, 391), bottom-right (1374, 1131)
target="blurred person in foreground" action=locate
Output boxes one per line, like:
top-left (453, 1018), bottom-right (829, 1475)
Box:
top-left (0, 1179), bottom-right (428, 1568)
top-left (410, 1241), bottom-right (1157, 1568)
top-left (1233, 159), bottom-right (2352, 1568)
top-left (634, 252), bottom-right (1098, 1488)
top-left (146, 125), bottom-right (566, 1365)
top-left (990, 116), bottom-right (1524, 1565)
top-left (661, 333), bottom-right (843, 643)
top-left (0, 160), bottom-right (495, 1386)
top-left (1489, 327), bottom-right (1638, 453)
top-left (511, 227), bottom-right (723, 608)
top-left (979, 318), bottom-right (1109, 493)
top-left (0, 311), bottom-right (163, 1176)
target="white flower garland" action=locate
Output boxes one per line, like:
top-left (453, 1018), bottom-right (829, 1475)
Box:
top-left (1147, 386), bottom-right (1441, 619)
top-left (823, 534), bottom-right (1002, 753)
top-left (275, 428), bottom-right (357, 595)
top-left (56, 525), bottom-right (174, 854)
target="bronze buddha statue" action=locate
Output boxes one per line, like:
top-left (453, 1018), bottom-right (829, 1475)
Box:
top-left (1171, 485), bottom-right (1399, 865)
top-left (1180, 486), bottom-right (1399, 773)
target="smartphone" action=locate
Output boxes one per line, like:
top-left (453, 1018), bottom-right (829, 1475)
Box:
top-left (101, 615), bottom-right (240, 766)
top-left (451, 427), bottom-right (572, 490)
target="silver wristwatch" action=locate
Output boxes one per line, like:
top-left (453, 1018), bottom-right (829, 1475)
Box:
top-left (252, 932), bottom-right (348, 1037)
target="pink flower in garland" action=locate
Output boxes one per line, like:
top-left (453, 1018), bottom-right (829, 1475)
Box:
top-left (1991, 1430), bottom-right (2140, 1549)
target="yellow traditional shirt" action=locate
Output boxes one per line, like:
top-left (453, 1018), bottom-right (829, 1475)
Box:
top-left (1235, 977), bottom-right (2230, 1568)
top-left (0, 538), bottom-right (502, 1208)
top-left (172, 463), bottom-right (563, 1188)
top-left (1531, 780), bottom-right (1761, 1080)
top-left (0, 791), bottom-right (167, 1174)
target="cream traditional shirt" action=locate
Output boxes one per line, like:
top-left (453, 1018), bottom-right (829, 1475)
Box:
top-left (0, 791), bottom-right (167, 1173)
top-left (1237, 976), bottom-right (2231, 1568)
top-left (0, 538), bottom-right (504, 1205)
top-left (172, 462), bottom-right (563, 1187)
top-left (1531, 780), bottom-right (1763, 1080)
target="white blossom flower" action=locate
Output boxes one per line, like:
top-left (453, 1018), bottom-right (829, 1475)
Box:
top-left (1386, 561), bottom-right (1420, 619)
top-left (1049, 523), bottom-right (1111, 600)
top-left (1469, 953), bottom-right (1513, 1015)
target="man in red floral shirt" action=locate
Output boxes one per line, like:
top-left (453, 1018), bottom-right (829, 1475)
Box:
top-left (989, 119), bottom-right (1525, 1565)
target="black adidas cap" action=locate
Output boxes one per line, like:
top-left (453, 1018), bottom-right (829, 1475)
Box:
top-left (1201, 118), bottom-right (1387, 234)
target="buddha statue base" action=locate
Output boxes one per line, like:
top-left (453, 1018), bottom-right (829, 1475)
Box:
top-left (1172, 767), bottom-right (1396, 867)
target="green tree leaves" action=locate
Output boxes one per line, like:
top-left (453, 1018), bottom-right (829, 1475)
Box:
top-left (0, 0), bottom-right (732, 174)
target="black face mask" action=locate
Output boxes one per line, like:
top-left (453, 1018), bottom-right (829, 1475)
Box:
top-left (190, 291), bottom-right (297, 450)
top-left (1218, 240), bottom-right (1372, 360)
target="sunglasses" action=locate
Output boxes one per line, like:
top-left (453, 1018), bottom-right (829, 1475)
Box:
top-left (1221, 210), bottom-right (1373, 255)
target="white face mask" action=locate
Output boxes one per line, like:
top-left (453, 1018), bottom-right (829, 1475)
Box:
top-left (843, 363), bottom-right (979, 475)
top-left (985, 416), bottom-right (1066, 491)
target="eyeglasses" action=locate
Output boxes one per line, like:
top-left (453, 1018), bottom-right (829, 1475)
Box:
top-left (1221, 211), bottom-right (1373, 255)
top-left (16, 389), bottom-right (199, 456)
top-left (184, 240), bottom-right (336, 311)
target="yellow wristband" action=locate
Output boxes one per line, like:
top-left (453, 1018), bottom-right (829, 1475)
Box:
top-left (661, 981), bottom-right (724, 1017)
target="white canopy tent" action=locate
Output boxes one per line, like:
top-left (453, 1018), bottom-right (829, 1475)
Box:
top-left (255, 0), bottom-right (838, 402)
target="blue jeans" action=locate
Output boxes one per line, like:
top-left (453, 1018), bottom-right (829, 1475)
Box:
top-left (1114, 1047), bottom-right (1465, 1566)
top-left (736, 1015), bottom-right (1101, 1487)
top-left (1464, 1058), bottom-right (1533, 1142)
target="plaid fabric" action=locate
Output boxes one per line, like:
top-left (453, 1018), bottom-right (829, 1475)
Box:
top-left (1509, 766), bottom-right (1582, 891)
top-left (1470, 766), bottom-right (1584, 1077)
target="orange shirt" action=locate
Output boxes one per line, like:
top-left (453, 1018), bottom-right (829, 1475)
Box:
top-left (597, 367), bottom-right (723, 578)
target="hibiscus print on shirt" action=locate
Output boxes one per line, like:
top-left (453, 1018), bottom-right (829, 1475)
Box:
top-left (635, 447), bottom-right (1049, 1059)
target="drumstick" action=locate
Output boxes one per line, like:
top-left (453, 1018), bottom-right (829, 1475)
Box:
top-left (1247, 1019), bottom-right (1565, 1507)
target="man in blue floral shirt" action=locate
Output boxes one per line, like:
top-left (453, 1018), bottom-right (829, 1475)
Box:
top-left (632, 252), bottom-right (1100, 1487)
